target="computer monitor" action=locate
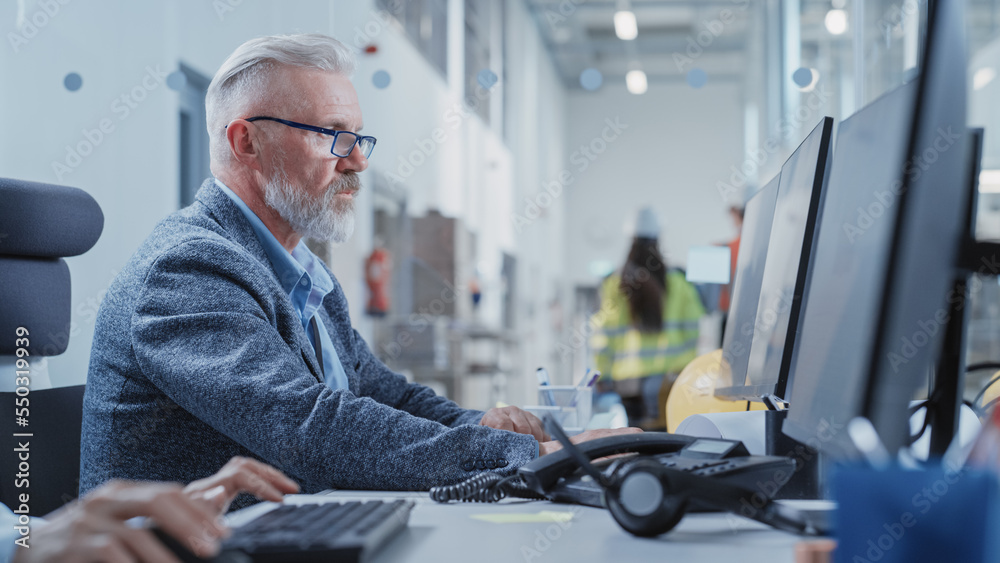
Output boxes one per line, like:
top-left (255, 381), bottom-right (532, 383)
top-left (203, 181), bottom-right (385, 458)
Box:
top-left (782, 0), bottom-right (968, 458)
top-left (720, 118), bottom-right (834, 402)
top-left (715, 174), bottom-right (780, 398)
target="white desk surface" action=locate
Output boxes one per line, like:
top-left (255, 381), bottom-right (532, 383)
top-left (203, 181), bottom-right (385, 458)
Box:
top-left (228, 490), bottom-right (805, 562)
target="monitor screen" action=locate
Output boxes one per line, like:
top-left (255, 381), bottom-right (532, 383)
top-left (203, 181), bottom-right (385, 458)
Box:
top-left (715, 174), bottom-right (779, 398)
top-left (742, 117), bottom-right (833, 401)
top-left (863, 0), bottom-right (969, 454)
top-left (781, 83), bottom-right (916, 458)
top-left (783, 0), bottom-right (969, 457)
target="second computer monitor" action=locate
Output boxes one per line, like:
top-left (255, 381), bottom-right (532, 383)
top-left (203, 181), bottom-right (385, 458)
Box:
top-left (735, 117), bottom-right (833, 402)
top-left (781, 84), bottom-right (916, 458)
top-left (716, 174), bottom-right (780, 397)
top-left (783, 0), bottom-right (969, 458)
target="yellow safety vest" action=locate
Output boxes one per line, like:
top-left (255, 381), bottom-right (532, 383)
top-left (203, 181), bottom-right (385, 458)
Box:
top-left (590, 271), bottom-right (705, 381)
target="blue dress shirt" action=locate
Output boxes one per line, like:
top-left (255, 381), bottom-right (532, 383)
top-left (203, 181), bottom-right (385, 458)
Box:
top-left (216, 180), bottom-right (349, 390)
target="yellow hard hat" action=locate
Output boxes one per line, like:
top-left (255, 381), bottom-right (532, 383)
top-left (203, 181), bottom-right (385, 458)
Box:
top-left (979, 370), bottom-right (1000, 416)
top-left (665, 349), bottom-right (765, 433)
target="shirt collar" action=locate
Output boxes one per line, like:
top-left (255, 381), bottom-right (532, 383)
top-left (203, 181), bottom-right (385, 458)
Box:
top-left (215, 179), bottom-right (335, 304)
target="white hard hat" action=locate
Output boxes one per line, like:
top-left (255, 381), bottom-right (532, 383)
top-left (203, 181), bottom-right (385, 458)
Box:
top-left (634, 206), bottom-right (660, 238)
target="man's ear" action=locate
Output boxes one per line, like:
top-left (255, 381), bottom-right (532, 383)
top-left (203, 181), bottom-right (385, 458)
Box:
top-left (226, 120), bottom-right (264, 173)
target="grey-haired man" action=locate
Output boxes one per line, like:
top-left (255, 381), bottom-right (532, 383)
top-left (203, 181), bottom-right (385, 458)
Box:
top-left (80, 33), bottom-right (636, 503)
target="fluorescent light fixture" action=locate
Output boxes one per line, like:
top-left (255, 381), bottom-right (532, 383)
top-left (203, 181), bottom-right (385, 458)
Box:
top-left (980, 170), bottom-right (1000, 193)
top-left (974, 67), bottom-right (996, 90)
top-left (626, 69), bottom-right (647, 94)
top-left (614, 10), bottom-right (638, 40)
top-left (825, 9), bottom-right (848, 35)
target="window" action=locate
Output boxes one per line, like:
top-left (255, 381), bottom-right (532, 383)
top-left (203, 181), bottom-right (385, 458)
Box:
top-left (377, 0), bottom-right (448, 79)
top-left (464, 0), bottom-right (496, 124)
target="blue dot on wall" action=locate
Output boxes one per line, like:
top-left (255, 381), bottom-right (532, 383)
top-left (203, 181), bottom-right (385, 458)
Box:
top-left (792, 67), bottom-right (813, 88)
top-left (166, 71), bottom-right (188, 91)
top-left (372, 70), bottom-right (391, 89)
top-left (579, 68), bottom-right (603, 91)
top-left (477, 69), bottom-right (498, 90)
top-left (63, 72), bottom-right (82, 92)
top-left (686, 68), bottom-right (707, 89)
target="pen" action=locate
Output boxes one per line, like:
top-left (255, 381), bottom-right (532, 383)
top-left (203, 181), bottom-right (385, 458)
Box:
top-left (576, 369), bottom-right (600, 389)
top-left (587, 371), bottom-right (601, 387)
top-left (536, 367), bottom-right (556, 406)
top-left (569, 369), bottom-right (600, 408)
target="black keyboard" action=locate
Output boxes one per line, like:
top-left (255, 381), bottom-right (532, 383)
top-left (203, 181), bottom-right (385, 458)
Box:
top-left (221, 499), bottom-right (414, 563)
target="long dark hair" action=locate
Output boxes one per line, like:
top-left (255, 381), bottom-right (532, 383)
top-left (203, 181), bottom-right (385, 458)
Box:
top-left (620, 237), bottom-right (668, 332)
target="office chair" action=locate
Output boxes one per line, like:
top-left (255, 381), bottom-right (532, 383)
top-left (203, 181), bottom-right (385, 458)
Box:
top-left (0, 177), bottom-right (103, 516)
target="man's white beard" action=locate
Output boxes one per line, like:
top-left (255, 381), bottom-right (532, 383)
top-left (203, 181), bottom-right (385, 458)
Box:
top-left (263, 165), bottom-right (359, 244)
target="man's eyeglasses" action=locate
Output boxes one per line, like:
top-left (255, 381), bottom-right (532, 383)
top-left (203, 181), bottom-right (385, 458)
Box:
top-left (244, 116), bottom-right (377, 159)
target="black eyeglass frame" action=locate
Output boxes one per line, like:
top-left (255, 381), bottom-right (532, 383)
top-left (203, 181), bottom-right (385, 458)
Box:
top-left (242, 116), bottom-right (377, 158)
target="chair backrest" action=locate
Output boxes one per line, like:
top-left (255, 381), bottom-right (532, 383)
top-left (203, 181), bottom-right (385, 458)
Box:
top-left (0, 178), bottom-right (102, 515)
top-left (0, 385), bottom-right (86, 516)
top-left (0, 177), bottom-right (103, 356)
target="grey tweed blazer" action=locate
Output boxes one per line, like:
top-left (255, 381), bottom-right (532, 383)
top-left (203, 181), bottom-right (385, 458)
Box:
top-left (79, 179), bottom-right (535, 501)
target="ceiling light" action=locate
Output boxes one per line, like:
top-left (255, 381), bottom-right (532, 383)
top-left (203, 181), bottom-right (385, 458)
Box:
top-left (626, 69), bottom-right (647, 94)
top-left (793, 67), bottom-right (820, 92)
top-left (580, 68), bottom-right (603, 91)
top-left (974, 67), bottom-right (996, 90)
top-left (614, 10), bottom-right (638, 40)
top-left (825, 9), bottom-right (848, 35)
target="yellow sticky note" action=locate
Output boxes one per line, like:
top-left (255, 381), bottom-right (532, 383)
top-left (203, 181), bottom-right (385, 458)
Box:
top-left (470, 511), bottom-right (575, 524)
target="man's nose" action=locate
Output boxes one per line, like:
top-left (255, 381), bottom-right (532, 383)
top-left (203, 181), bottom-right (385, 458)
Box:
top-left (338, 146), bottom-right (368, 173)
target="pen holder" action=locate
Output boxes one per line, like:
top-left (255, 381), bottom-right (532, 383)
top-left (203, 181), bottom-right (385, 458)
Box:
top-left (534, 385), bottom-right (592, 430)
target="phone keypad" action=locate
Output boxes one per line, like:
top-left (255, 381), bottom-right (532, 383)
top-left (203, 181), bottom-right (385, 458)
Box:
top-left (655, 455), bottom-right (740, 476)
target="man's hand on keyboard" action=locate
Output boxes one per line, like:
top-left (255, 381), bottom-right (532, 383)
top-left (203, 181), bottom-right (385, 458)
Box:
top-left (15, 457), bottom-right (299, 563)
top-left (184, 456), bottom-right (300, 513)
top-left (16, 480), bottom-right (227, 563)
top-left (480, 406), bottom-right (550, 441)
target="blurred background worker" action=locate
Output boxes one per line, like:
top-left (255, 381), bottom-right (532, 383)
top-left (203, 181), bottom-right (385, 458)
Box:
top-left (590, 207), bottom-right (706, 430)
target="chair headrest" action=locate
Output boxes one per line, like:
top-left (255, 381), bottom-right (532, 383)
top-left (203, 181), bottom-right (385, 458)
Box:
top-left (0, 178), bottom-right (103, 258)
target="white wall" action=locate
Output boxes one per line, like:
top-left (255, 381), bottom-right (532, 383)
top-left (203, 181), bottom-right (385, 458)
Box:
top-left (0, 0), bottom-right (568, 402)
top-left (2, 0), bottom-right (183, 388)
top-left (503, 0), bottom-right (575, 395)
top-left (564, 81), bottom-right (745, 287)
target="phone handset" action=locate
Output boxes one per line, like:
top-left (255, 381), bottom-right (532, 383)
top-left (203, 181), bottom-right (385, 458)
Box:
top-left (517, 432), bottom-right (697, 494)
top-left (536, 414), bottom-right (812, 537)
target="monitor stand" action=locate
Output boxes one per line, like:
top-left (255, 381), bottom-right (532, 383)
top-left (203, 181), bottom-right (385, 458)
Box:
top-left (925, 275), bottom-right (969, 457)
top-left (918, 128), bottom-right (988, 458)
top-left (765, 410), bottom-right (824, 499)
top-left (928, 240), bottom-right (1000, 457)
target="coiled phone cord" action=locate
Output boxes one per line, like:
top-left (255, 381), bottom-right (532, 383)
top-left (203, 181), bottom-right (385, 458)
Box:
top-left (429, 473), bottom-right (547, 503)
